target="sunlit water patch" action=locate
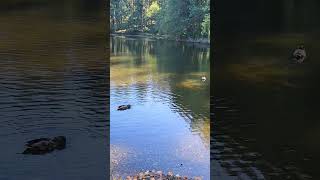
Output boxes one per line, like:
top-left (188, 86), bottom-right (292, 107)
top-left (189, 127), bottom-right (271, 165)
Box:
top-left (110, 36), bottom-right (210, 179)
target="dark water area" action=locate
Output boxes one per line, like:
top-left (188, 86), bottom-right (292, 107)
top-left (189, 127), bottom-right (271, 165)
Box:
top-left (215, 0), bottom-right (320, 35)
top-left (213, 0), bottom-right (320, 179)
top-left (0, 1), bottom-right (108, 179)
top-left (110, 36), bottom-right (210, 179)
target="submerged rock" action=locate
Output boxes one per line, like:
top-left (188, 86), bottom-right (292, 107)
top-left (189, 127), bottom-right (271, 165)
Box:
top-left (22, 136), bottom-right (66, 155)
top-left (111, 144), bottom-right (129, 175)
top-left (112, 170), bottom-right (202, 180)
top-left (117, 105), bottom-right (131, 111)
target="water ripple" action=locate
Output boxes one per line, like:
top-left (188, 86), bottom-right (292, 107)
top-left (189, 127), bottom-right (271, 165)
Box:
top-left (0, 3), bottom-right (108, 179)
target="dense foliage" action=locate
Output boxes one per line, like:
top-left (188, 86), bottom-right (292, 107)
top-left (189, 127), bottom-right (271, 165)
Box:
top-left (110, 0), bottom-right (210, 39)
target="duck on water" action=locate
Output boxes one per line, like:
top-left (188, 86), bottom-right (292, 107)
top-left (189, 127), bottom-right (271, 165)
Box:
top-left (292, 45), bottom-right (307, 64)
top-left (22, 136), bottom-right (66, 155)
top-left (117, 105), bottom-right (131, 111)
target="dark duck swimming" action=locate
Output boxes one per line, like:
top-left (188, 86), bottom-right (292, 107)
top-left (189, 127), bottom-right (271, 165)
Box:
top-left (292, 45), bottom-right (307, 63)
top-left (117, 104), bottom-right (131, 111)
top-left (22, 136), bottom-right (66, 155)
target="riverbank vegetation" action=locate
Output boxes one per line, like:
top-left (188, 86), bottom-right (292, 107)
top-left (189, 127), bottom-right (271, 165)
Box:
top-left (110, 0), bottom-right (210, 42)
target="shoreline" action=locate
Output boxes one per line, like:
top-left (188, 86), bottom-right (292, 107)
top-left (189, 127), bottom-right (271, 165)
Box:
top-left (110, 32), bottom-right (210, 46)
top-left (111, 170), bottom-right (203, 180)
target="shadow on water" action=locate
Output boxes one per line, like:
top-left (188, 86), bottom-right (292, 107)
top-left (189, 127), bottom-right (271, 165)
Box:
top-left (213, 0), bottom-right (320, 179)
top-left (110, 36), bottom-right (210, 178)
top-left (0, 1), bottom-right (108, 179)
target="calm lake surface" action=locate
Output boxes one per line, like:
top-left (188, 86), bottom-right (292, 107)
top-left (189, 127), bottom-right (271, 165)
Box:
top-left (0, 1), bottom-right (108, 179)
top-left (110, 36), bottom-right (210, 179)
top-left (214, 1), bottom-right (320, 179)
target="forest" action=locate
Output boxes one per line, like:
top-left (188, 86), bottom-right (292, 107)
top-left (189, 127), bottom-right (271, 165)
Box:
top-left (110, 0), bottom-right (210, 40)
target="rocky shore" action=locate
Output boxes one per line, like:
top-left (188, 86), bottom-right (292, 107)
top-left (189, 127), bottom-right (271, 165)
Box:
top-left (111, 170), bottom-right (203, 180)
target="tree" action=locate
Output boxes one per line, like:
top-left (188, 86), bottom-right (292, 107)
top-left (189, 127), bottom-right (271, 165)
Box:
top-left (110, 0), bottom-right (210, 40)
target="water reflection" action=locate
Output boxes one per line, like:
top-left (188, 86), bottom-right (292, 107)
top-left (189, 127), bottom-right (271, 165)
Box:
top-left (0, 1), bottom-right (107, 179)
top-left (110, 36), bottom-right (210, 178)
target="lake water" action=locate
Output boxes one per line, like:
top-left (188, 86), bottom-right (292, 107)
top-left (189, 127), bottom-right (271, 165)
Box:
top-left (214, 33), bottom-right (320, 180)
top-left (0, 1), bottom-right (108, 179)
top-left (110, 36), bottom-right (210, 179)
top-left (213, 0), bottom-right (320, 179)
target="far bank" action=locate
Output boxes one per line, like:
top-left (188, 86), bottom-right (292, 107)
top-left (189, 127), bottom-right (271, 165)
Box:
top-left (110, 32), bottom-right (210, 46)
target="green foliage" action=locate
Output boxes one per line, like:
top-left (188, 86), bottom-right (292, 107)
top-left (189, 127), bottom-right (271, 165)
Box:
top-left (110, 0), bottom-right (210, 39)
top-left (201, 14), bottom-right (210, 39)
top-left (146, 1), bottom-right (160, 18)
top-left (145, 1), bottom-right (160, 32)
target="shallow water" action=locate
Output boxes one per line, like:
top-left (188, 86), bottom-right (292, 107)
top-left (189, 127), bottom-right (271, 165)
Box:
top-left (110, 36), bottom-right (210, 179)
top-left (0, 1), bottom-right (108, 179)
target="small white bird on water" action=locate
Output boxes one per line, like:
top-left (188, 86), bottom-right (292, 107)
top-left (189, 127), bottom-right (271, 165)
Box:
top-left (201, 76), bottom-right (206, 82)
